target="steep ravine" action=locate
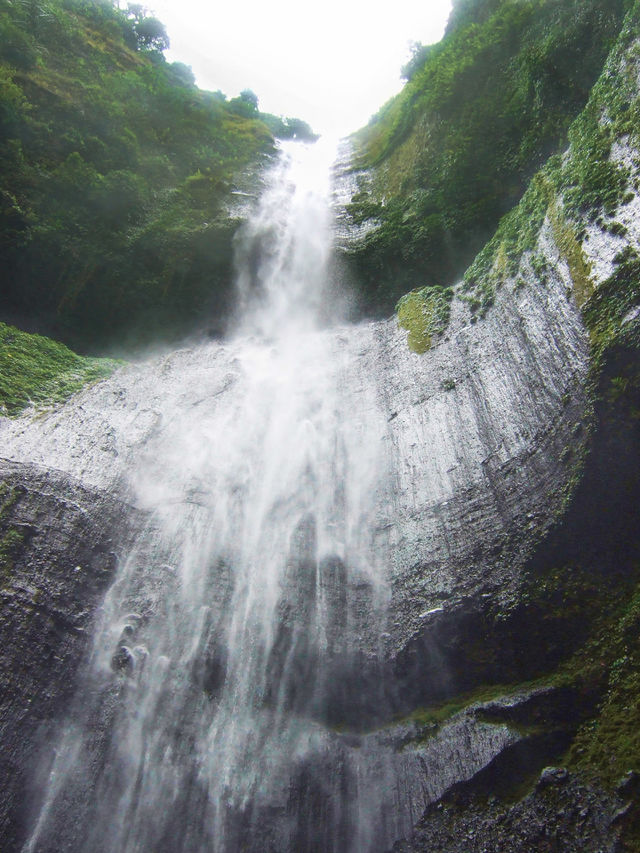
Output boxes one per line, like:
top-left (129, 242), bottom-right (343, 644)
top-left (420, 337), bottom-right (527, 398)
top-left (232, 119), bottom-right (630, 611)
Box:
top-left (1, 9), bottom-right (640, 853)
top-left (0, 176), bottom-right (611, 851)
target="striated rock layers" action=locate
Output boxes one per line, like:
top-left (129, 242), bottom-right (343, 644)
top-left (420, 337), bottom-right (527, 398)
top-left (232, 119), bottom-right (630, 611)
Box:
top-left (0, 192), bottom-right (617, 850)
top-left (1, 12), bottom-right (640, 853)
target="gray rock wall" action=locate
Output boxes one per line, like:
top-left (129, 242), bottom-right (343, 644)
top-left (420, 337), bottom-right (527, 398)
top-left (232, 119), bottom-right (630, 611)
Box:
top-left (0, 460), bottom-right (145, 850)
top-left (2, 71), bottom-right (640, 851)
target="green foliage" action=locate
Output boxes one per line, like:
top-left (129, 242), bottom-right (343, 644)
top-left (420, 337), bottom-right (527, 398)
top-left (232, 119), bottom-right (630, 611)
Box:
top-left (446, 0), bottom-right (505, 33)
top-left (122, 3), bottom-right (169, 52)
top-left (346, 0), bottom-right (628, 315)
top-left (396, 285), bottom-right (453, 353)
top-left (239, 88), bottom-right (258, 110)
top-left (132, 15), bottom-right (168, 52)
top-left (498, 556), bottom-right (640, 807)
top-left (0, 0), bottom-right (285, 351)
top-left (229, 89), bottom-right (259, 117)
top-left (510, 346), bottom-right (640, 796)
top-left (398, 680), bottom-right (545, 741)
top-left (0, 15), bottom-right (38, 69)
top-left (0, 321), bottom-right (120, 416)
top-left (400, 41), bottom-right (434, 81)
top-left (463, 168), bottom-right (558, 311)
top-left (548, 196), bottom-right (594, 306)
top-left (583, 250), bottom-right (640, 358)
top-left (167, 61), bottom-right (196, 88)
top-left (462, 1), bottom-right (640, 318)
top-left (568, 582), bottom-right (640, 789)
top-left (259, 113), bottom-right (318, 141)
top-left (461, 156), bottom-right (597, 311)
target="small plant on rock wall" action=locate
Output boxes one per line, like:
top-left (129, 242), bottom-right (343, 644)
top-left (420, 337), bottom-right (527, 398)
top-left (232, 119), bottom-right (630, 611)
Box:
top-left (396, 284), bottom-right (453, 354)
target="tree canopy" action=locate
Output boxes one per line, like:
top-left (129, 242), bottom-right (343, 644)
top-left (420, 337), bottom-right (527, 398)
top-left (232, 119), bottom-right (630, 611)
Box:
top-left (0, 0), bottom-right (294, 351)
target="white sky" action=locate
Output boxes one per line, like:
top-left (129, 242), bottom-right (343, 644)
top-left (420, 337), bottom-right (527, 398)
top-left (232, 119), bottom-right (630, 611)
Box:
top-left (146, 0), bottom-right (453, 137)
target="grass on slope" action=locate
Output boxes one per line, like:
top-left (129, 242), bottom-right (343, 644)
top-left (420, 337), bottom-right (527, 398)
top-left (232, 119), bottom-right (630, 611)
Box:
top-left (0, 321), bottom-right (119, 416)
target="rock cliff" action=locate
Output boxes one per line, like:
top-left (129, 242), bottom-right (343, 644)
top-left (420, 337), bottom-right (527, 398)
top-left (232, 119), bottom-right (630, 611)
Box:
top-left (1, 1), bottom-right (640, 851)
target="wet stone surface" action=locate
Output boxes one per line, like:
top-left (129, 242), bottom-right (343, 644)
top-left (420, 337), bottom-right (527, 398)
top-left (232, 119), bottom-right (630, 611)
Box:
top-left (392, 770), bottom-right (629, 853)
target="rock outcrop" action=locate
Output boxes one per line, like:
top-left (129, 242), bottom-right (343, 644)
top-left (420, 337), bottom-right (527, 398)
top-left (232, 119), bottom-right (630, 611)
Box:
top-left (0, 460), bottom-right (145, 850)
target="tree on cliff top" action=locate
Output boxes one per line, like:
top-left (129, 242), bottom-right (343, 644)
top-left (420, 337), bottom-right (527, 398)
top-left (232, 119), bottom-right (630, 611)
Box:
top-left (126, 3), bottom-right (169, 51)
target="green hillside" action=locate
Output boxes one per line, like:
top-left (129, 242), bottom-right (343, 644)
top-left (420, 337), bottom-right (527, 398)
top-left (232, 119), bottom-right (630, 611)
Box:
top-left (344, 0), bottom-right (631, 313)
top-left (0, 0), bottom-right (311, 352)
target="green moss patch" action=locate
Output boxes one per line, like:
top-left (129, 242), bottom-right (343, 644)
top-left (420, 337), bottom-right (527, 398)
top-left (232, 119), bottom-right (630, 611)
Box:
top-left (396, 285), bottom-right (453, 353)
top-left (567, 582), bottom-right (640, 788)
top-left (0, 321), bottom-right (120, 416)
top-left (398, 678), bottom-right (555, 741)
top-left (549, 198), bottom-right (595, 306)
top-left (583, 248), bottom-right (640, 357)
top-left (462, 167), bottom-right (559, 310)
top-left (399, 563), bottom-right (640, 790)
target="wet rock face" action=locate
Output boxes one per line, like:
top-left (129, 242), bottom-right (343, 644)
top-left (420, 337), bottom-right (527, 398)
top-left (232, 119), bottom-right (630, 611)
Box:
top-left (392, 769), bottom-right (625, 853)
top-left (0, 460), bottom-right (141, 851)
top-left (2, 99), bottom-right (640, 848)
top-left (0, 190), bottom-right (595, 853)
top-left (373, 221), bottom-right (592, 677)
top-left (0, 234), bottom-right (592, 661)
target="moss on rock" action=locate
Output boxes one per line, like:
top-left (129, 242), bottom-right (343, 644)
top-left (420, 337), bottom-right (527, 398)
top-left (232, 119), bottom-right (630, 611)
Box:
top-left (0, 321), bottom-right (120, 416)
top-left (548, 197), bottom-right (595, 307)
top-left (396, 285), bottom-right (453, 353)
top-left (583, 249), bottom-right (640, 357)
top-left (344, 0), bottom-right (628, 316)
top-left (461, 2), bottom-right (640, 320)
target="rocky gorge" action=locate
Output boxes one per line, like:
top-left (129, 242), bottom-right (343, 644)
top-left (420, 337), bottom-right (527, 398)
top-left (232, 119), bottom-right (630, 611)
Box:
top-left (0, 0), bottom-right (640, 851)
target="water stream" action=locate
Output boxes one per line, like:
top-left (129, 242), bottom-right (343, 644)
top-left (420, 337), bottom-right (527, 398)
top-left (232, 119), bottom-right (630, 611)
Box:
top-left (22, 141), bottom-right (410, 853)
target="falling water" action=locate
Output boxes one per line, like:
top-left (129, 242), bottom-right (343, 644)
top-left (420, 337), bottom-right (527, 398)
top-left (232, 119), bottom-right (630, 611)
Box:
top-left (21, 141), bottom-right (414, 853)
top-left (9, 110), bottom-right (595, 853)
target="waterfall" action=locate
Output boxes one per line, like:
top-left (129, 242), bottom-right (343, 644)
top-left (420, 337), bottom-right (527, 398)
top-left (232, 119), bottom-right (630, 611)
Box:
top-left (4, 104), bottom-right (594, 853)
top-left (21, 141), bottom-right (412, 853)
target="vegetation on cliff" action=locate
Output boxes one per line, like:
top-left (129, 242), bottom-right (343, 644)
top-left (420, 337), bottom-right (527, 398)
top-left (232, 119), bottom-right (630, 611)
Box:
top-left (463, 0), bottom-right (640, 333)
top-left (392, 4), bottom-right (640, 840)
top-left (0, 0), bottom-right (313, 353)
top-left (345, 0), bottom-right (631, 315)
top-left (395, 284), bottom-right (452, 353)
top-left (366, 6), bottom-right (640, 845)
top-left (0, 321), bottom-right (119, 416)
top-left (468, 0), bottom-right (640, 804)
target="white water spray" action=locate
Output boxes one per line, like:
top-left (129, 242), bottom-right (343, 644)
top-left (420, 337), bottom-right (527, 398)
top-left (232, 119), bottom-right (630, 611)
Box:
top-left (22, 141), bottom-right (407, 853)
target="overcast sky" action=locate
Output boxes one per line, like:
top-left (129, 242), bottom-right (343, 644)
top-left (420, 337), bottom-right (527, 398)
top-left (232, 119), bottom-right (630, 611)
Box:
top-left (146, 0), bottom-right (453, 137)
